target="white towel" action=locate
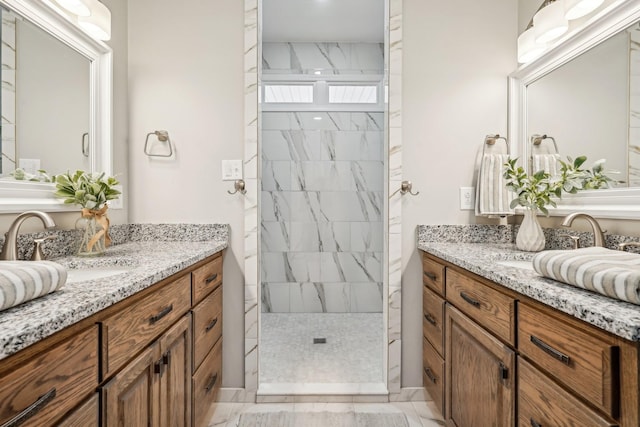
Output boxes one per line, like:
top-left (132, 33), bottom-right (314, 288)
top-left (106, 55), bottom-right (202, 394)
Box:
top-left (533, 247), bottom-right (640, 305)
top-left (532, 153), bottom-right (561, 176)
top-left (475, 153), bottom-right (515, 216)
top-left (0, 261), bottom-right (67, 311)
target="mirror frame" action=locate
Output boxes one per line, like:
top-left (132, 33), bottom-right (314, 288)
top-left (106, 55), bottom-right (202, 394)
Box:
top-left (508, 0), bottom-right (640, 220)
top-left (0, 0), bottom-right (112, 213)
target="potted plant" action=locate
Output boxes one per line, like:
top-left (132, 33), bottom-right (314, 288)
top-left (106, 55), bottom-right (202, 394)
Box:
top-left (503, 156), bottom-right (613, 251)
top-left (54, 170), bottom-right (120, 256)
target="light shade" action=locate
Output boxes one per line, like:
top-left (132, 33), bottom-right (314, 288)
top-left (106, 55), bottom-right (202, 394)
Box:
top-left (53, 0), bottom-right (91, 17)
top-left (564, 0), bottom-right (604, 20)
top-left (77, 0), bottom-right (111, 41)
top-left (534, 0), bottom-right (569, 44)
top-left (517, 27), bottom-right (547, 64)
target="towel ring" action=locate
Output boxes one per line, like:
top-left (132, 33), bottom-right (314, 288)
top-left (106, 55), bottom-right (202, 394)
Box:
top-left (144, 130), bottom-right (173, 157)
top-left (482, 134), bottom-right (509, 156)
top-left (530, 134), bottom-right (559, 154)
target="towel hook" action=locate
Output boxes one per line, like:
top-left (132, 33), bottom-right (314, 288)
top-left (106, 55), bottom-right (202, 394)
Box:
top-left (227, 179), bottom-right (247, 195)
top-left (400, 180), bottom-right (419, 196)
top-left (81, 132), bottom-right (89, 157)
top-left (144, 130), bottom-right (174, 157)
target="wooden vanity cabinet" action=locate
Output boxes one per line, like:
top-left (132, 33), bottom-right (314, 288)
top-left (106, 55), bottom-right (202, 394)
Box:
top-left (190, 255), bottom-right (224, 427)
top-left (421, 251), bottom-right (639, 427)
top-left (57, 394), bottom-right (100, 427)
top-left (446, 306), bottom-right (515, 427)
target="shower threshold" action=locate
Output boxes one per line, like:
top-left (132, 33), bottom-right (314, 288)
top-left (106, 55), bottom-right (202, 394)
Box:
top-left (257, 382), bottom-right (388, 398)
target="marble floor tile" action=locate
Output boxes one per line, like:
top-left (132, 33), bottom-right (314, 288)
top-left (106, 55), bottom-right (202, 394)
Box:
top-left (208, 401), bottom-right (442, 427)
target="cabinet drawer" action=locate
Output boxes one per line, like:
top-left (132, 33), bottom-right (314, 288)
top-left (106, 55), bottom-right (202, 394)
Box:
top-left (518, 357), bottom-right (617, 427)
top-left (423, 286), bottom-right (445, 357)
top-left (192, 255), bottom-right (223, 304)
top-left (446, 269), bottom-right (515, 345)
top-left (192, 339), bottom-right (222, 427)
top-left (193, 285), bottom-right (223, 373)
top-left (518, 303), bottom-right (619, 417)
top-left (422, 256), bottom-right (445, 296)
top-left (101, 274), bottom-right (191, 377)
top-left (423, 337), bottom-right (444, 416)
top-left (0, 326), bottom-right (98, 427)
top-left (57, 393), bottom-right (99, 427)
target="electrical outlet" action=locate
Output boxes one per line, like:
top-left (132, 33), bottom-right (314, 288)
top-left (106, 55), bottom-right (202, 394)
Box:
top-left (460, 187), bottom-right (475, 210)
top-left (107, 185), bottom-right (124, 210)
top-left (19, 158), bottom-right (40, 175)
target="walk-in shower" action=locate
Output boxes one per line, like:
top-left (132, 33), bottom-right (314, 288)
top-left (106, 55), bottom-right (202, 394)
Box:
top-left (258, 0), bottom-right (387, 395)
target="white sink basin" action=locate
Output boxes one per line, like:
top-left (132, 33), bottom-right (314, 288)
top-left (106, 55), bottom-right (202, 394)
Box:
top-left (496, 260), bottom-right (535, 271)
top-left (66, 267), bottom-right (133, 283)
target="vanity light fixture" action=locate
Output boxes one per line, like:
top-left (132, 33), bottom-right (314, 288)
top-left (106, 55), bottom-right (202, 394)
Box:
top-left (517, 27), bottom-right (547, 64)
top-left (564, 0), bottom-right (604, 20)
top-left (533, 0), bottom-right (569, 43)
top-left (52, 0), bottom-right (91, 17)
top-left (77, 0), bottom-right (111, 41)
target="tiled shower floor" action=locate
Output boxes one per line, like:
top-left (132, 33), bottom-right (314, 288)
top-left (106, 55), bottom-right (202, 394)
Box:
top-left (259, 313), bottom-right (384, 392)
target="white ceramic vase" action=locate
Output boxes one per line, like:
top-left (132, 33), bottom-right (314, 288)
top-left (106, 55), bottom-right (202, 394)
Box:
top-left (516, 208), bottom-right (545, 252)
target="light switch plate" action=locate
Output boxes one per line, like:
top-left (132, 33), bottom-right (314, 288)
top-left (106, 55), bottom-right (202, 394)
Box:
top-left (460, 187), bottom-right (475, 210)
top-left (222, 160), bottom-right (243, 181)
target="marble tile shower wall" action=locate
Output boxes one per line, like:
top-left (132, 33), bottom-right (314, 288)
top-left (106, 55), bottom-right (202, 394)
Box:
top-left (261, 112), bottom-right (384, 313)
top-left (1, 11), bottom-right (16, 175)
top-left (629, 26), bottom-right (640, 186)
top-left (262, 42), bottom-right (384, 74)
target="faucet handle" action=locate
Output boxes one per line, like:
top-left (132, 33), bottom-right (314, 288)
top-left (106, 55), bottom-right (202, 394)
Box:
top-left (618, 242), bottom-right (640, 252)
top-left (558, 233), bottom-right (580, 250)
top-left (31, 235), bottom-right (56, 261)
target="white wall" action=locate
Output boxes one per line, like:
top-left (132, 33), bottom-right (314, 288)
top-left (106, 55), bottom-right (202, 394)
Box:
top-left (401, 0), bottom-right (518, 385)
top-left (127, 0), bottom-right (245, 387)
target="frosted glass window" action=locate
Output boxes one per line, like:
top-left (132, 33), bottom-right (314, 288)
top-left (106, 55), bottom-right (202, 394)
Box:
top-left (264, 85), bottom-right (313, 103)
top-left (329, 85), bottom-right (377, 104)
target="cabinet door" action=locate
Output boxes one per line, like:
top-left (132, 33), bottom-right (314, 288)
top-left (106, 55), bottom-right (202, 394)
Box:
top-left (445, 305), bottom-right (515, 427)
top-left (102, 343), bottom-right (161, 427)
top-left (159, 315), bottom-right (192, 427)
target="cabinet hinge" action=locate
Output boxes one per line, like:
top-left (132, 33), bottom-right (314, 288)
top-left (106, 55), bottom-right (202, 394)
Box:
top-left (499, 362), bottom-right (508, 380)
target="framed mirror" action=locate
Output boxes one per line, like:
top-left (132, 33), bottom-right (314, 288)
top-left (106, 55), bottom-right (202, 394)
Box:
top-left (508, 0), bottom-right (640, 219)
top-left (0, 0), bottom-right (112, 212)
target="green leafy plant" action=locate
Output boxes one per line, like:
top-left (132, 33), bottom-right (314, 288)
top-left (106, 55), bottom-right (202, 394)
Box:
top-left (503, 156), bottom-right (614, 216)
top-left (10, 168), bottom-right (56, 182)
top-left (54, 170), bottom-right (120, 210)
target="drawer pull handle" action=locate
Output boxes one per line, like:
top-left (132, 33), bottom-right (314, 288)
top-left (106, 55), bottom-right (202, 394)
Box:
top-left (205, 373), bottom-right (218, 393)
top-left (2, 388), bottom-right (56, 427)
top-left (530, 335), bottom-right (571, 365)
top-left (423, 367), bottom-right (437, 384)
top-left (163, 351), bottom-right (171, 366)
top-left (149, 304), bottom-right (174, 324)
top-left (206, 317), bottom-right (219, 332)
top-left (423, 271), bottom-right (437, 281)
top-left (205, 273), bottom-right (219, 284)
top-left (459, 292), bottom-right (481, 308)
top-left (530, 419), bottom-right (542, 427)
top-left (424, 313), bottom-right (437, 326)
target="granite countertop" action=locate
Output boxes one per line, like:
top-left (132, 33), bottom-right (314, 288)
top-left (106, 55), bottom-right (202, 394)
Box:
top-left (417, 241), bottom-right (640, 342)
top-left (0, 227), bottom-right (228, 361)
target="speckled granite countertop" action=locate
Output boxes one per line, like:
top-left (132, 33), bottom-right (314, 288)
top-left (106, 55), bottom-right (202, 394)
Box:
top-left (0, 224), bottom-right (228, 361)
top-left (417, 240), bottom-right (640, 342)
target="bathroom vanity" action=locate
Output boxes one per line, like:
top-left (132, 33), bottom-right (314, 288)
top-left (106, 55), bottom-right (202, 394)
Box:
top-left (419, 240), bottom-right (639, 427)
top-left (0, 232), bottom-right (226, 427)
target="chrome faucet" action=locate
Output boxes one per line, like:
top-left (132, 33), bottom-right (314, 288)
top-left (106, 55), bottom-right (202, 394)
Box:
top-left (0, 211), bottom-right (56, 260)
top-left (560, 212), bottom-right (606, 247)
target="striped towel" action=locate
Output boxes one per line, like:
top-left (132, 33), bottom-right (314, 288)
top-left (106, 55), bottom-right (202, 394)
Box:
top-left (533, 247), bottom-right (640, 305)
top-left (0, 261), bottom-right (67, 312)
top-left (476, 153), bottom-right (515, 216)
top-left (532, 154), bottom-right (561, 176)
